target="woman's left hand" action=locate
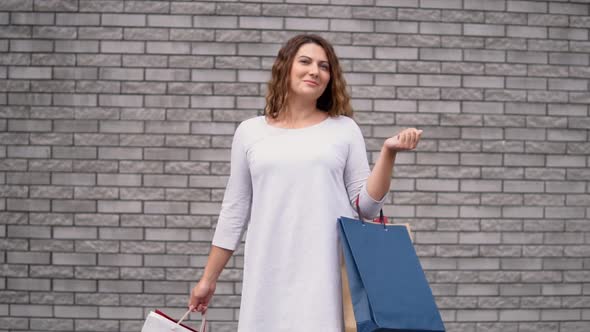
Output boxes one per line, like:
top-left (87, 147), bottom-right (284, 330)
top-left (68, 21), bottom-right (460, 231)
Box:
top-left (383, 128), bottom-right (423, 152)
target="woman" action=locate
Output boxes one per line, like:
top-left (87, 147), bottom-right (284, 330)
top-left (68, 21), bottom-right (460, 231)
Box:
top-left (188, 34), bottom-right (422, 331)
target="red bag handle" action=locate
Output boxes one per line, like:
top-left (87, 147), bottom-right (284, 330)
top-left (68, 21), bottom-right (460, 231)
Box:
top-left (355, 196), bottom-right (388, 227)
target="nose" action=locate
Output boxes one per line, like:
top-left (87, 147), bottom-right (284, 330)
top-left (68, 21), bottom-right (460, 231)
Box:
top-left (309, 63), bottom-right (319, 77)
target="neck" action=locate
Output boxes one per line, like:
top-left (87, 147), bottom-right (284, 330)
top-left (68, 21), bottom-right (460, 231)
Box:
top-left (281, 97), bottom-right (318, 123)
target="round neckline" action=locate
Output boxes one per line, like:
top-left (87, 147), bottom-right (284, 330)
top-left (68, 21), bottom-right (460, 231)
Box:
top-left (263, 115), bottom-right (332, 131)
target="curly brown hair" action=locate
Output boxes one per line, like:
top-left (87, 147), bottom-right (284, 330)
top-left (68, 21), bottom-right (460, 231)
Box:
top-left (265, 34), bottom-right (353, 119)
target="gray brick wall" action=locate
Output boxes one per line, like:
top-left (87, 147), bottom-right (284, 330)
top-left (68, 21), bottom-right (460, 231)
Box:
top-left (1, 0), bottom-right (589, 331)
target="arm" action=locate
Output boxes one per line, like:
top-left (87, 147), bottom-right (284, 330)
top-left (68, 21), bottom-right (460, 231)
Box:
top-left (201, 245), bottom-right (234, 284)
top-left (189, 245), bottom-right (233, 312)
top-left (189, 122), bottom-right (253, 312)
top-left (366, 128), bottom-right (422, 201)
top-left (366, 147), bottom-right (397, 201)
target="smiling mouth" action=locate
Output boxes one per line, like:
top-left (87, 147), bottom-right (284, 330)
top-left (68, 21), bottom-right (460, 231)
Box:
top-left (304, 80), bottom-right (319, 86)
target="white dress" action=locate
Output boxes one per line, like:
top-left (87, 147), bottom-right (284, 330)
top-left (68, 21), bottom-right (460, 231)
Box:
top-left (211, 115), bottom-right (387, 332)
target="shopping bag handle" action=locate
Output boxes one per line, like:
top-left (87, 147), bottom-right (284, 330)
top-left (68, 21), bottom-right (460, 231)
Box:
top-left (177, 309), bottom-right (207, 332)
top-left (355, 196), bottom-right (387, 229)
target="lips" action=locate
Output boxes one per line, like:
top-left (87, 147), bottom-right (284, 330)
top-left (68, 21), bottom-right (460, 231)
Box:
top-left (303, 80), bottom-right (319, 86)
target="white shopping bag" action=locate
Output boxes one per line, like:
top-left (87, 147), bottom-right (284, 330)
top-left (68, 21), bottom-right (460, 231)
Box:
top-left (141, 309), bottom-right (207, 332)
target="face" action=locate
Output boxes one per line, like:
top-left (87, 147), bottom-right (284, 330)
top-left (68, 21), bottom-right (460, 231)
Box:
top-left (288, 43), bottom-right (331, 101)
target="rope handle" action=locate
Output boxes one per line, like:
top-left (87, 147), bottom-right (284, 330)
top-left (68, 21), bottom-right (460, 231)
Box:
top-left (176, 309), bottom-right (207, 332)
top-left (355, 196), bottom-right (387, 229)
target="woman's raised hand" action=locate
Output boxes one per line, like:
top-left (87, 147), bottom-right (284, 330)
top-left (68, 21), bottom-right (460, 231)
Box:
top-left (383, 128), bottom-right (423, 152)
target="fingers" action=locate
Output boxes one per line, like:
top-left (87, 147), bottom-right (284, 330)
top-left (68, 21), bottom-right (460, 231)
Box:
top-left (396, 128), bottom-right (422, 151)
top-left (189, 299), bottom-right (208, 312)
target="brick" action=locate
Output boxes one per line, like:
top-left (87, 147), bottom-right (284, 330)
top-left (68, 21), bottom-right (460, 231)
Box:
top-left (75, 187), bottom-right (118, 200)
top-left (124, 28), bottom-right (168, 41)
top-left (485, 12), bottom-right (528, 25)
top-left (145, 69), bottom-right (190, 82)
top-left (142, 148), bottom-right (187, 161)
top-left (96, 174), bottom-right (141, 187)
top-left (420, 22), bottom-right (461, 35)
top-left (98, 94), bottom-right (143, 107)
top-left (238, 44), bottom-right (284, 56)
top-left (72, 161), bottom-right (117, 173)
top-left (119, 134), bottom-right (164, 147)
top-left (7, 251), bottom-right (50, 264)
top-left (30, 187), bottom-right (72, 200)
top-left (99, 254), bottom-right (142, 266)
top-left (99, 280), bottom-right (142, 293)
top-left (121, 215), bottom-right (164, 228)
top-left (0, 0), bottom-right (32, 10)
top-left (500, 309), bottom-right (540, 321)
top-left (98, 68), bottom-right (142, 81)
top-left (120, 161), bottom-right (163, 173)
top-left (550, 53), bottom-right (588, 66)
top-left (56, 13), bottom-right (99, 26)
top-left (486, 37), bottom-right (527, 51)
top-left (548, 129), bottom-right (586, 142)
top-left (465, 24), bottom-right (504, 36)
top-left (8, 92), bottom-right (52, 105)
top-left (98, 306), bottom-right (141, 320)
top-left (8, 39), bottom-right (53, 52)
top-left (52, 200), bottom-right (96, 213)
top-left (194, 15), bottom-right (237, 29)
top-left (146, 41), bottom-right (191, 55)
top-left (52, 252), bottom-right (96, 265)
top-left (145, 15), bottom-right (190, 28)
top-left (286, 18), bottom-right (329, 31)
top-left (508, 1), bottom-right (547, 13)
top-left (99, 228), bottom-right (143, 240)
top-left (374, 47), bottom-right (416, 60)
top-left (527, 91), bottom-right (575, 103)
top-left (464, 0), bottom-right (505, 11)
top-left (31, 80), bottom-right (75, 94)
top-left (51, 173), bottom-right (95, 186)
top-left (7, 198), bottom-right (50, 212)
top-left (549, 28), bottom-right (588, 40)
top-left (546, 156), bottom-right (585, 168)
top-left (190, 69), bottom-right (236, 82)
top-left (235, 70), bottom-right (269, 83)
top-left (102, 14), bottom-right (145, 27)
top-left (330, 19), bottom-right (373, 32)
top-left (97, 201), bottom-right (142, 213)
top-left (7, 172), bottom-right (50, 185)
top-left (144, 174), bottom-right (188, 187)
top-left (120, 188), bottom-right (164, 200)
top-left (11, 12), bottom-right (54, 25)
top-left (420, 48), bottom-right (461, 61)
top-left (144, 201), bottom-right (188, 214)
top-left (525, 168), bottom-right (565, 181)
top-left (550, 3), bottom-right (588, 15)
top-left (376, 21), bottom-right (417, 34)
top-left (122, 82), bottom-right (166, 95)
top-left (9, 67), bottom-right (51, 79)
top-left (78, 264), bottom-right (120, 278)
top-left (78, 27), bottom-right (122, 40)
top-left (8, 278), bottom-right (51, 291)
top-left (7, 146), bottom-right (50, 158)
top-left (416, 179), bottom-right (459, 192)
top-left (503, 206), bottom-right (544, 218)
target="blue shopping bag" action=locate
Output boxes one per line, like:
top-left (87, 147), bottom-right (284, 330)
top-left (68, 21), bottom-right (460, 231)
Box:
top-left (338, 215), bottom-right (445, 332)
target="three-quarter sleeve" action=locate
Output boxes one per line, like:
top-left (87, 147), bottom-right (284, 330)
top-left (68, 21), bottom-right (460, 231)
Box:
top-left (211, 124), bottom-right (252, 251)
top-left (343, 120), bottom-right (387, 219)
